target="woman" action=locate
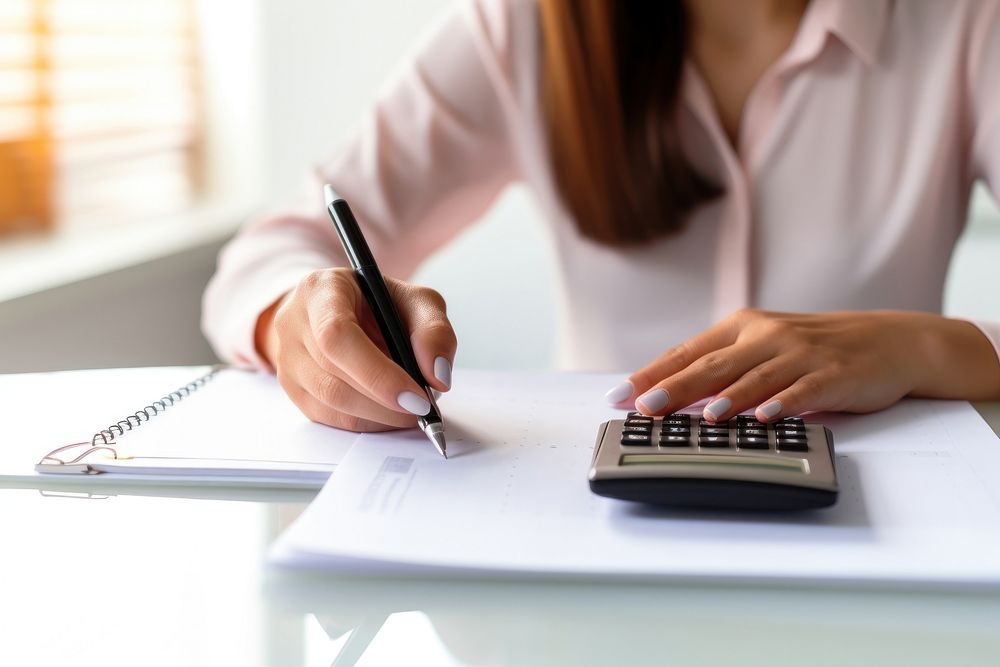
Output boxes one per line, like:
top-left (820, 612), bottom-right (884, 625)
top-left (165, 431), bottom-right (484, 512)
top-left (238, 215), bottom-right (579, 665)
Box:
top-left (203, 0), bottom-right (1000, 432)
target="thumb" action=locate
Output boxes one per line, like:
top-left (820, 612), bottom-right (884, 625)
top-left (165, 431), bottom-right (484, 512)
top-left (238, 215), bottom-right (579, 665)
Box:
top-left (386, 278), bottom-right (458, 392)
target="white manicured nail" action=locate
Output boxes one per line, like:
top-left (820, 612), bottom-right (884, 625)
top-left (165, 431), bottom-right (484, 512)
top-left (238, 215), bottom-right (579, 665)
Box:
top-left (636, 388), bottom-right (669, 413)
top-left (604, 380), bottom-right (634, 405)
top-left (759, 400), bottom-right (783, 419)
top-left (704, 397), bottom-right (731, 422)
top-left (434, 356), bottom-right (452, 390)
top-left (398, 391), bottom-right (431, 416)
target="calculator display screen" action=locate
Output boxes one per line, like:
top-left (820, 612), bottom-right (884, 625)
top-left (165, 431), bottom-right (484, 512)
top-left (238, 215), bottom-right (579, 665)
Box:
top-left (620, 454), bottom-right (808, 474)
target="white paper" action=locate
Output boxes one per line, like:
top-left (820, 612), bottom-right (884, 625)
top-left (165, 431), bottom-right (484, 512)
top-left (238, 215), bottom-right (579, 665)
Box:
top-left (272, 369), bottom-right (1000, 587)
top-left (0, 366), bottom-right (357, 489)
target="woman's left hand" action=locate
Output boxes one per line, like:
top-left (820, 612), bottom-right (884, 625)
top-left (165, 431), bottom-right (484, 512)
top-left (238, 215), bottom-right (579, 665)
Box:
top-left (604, 309), bottom-right (1000, 423)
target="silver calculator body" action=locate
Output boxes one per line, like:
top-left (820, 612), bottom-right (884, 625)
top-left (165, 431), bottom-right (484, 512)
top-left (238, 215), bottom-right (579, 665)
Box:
top-left (589, 413), bottom-right (838, 511)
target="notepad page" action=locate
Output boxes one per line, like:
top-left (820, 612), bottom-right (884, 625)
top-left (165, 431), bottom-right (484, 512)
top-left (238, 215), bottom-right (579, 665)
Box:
top-left (104, 368), bottom-right (358, 471)
top-left (0, 366), bottom-right (357, 484)
top-left (272, 369), bottom-right (1000, 587)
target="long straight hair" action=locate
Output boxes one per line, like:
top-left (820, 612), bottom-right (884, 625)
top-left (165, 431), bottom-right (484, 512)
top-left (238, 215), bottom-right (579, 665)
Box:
top-left (539, 1), bottom-right (721, 245)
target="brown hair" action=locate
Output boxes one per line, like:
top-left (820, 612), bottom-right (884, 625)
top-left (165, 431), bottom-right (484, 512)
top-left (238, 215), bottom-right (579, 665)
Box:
top-left (539, 1), bottom-right (721, 246)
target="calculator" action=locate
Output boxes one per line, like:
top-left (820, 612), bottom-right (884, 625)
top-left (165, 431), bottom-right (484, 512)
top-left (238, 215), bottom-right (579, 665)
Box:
top-left (588, 412), bottom-right (838, 510)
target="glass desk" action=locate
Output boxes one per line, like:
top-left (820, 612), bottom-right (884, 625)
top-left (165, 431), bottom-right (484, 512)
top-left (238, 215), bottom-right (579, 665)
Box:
top-left (1, 403), bottom-right (999, 666)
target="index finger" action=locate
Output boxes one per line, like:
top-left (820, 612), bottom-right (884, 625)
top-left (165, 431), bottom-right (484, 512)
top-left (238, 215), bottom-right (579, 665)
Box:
top-left (605, 317), bottom-right (741, 407)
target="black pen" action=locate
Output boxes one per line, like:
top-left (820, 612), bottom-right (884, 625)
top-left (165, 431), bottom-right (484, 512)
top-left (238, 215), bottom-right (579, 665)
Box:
top-left (323, 184), bottom-right (447, 458)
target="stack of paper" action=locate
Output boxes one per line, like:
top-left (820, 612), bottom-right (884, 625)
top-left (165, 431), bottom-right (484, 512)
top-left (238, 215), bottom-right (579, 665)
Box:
top-left (271, 370), bottom-right (1000, 587)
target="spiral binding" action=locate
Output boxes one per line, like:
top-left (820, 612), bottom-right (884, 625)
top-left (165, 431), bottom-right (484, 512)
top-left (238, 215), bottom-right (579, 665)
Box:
top-left (90, 365), bottom-right (224, 447)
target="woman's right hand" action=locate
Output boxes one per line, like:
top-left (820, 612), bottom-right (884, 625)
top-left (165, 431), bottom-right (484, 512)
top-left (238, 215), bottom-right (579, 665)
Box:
top-left (255, 268), bottom-right (457, 432)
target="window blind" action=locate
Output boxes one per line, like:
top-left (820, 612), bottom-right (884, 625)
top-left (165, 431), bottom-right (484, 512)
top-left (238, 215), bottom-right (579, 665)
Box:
top-left (0, 0), bottom-right (201, 235)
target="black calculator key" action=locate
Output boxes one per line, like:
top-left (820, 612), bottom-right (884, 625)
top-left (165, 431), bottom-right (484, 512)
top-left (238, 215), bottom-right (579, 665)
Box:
top-left (776, 436), bottom-right (808, 452)
top-left (626, 412), bottom-right (654, 420)
top-left (737, 415), bottom-right (763, 424)
top-left (779, 417), bottom-right (804, 425)
top-left (624, 420), bottom-right (653, 429)
top-left (622, 425), bottom-right (652, 435)
top-left (659, 434), bottom-right (691, 447)
top-left (737, 434), bottom-right (770, 449)
top-left (739, 427), bottom-right (768, 438)
top-left (664, 413), bottom-right (691, 423)
top-left (660, 425), bottom-right (691, 435)
top-left (699, 426), bottom-right (730, 437)
top-left (621, 432), bottom-right (653, 446)
top-left (698, 435), bottom-right (730, 448)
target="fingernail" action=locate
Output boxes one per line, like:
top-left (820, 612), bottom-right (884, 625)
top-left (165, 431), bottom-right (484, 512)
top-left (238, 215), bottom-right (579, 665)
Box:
top-left (704, 397), bottom-right (731, 422)
top-left (398, 391), bottom-right (431, 416)
top-left (434, 356), bottom-right (452, 390)
top-left (636, 388), bottom-right (669, 413)
top-left (604, 380), bottom-right (634, 405)
top-left (758, 400), bottom-right (782, 419)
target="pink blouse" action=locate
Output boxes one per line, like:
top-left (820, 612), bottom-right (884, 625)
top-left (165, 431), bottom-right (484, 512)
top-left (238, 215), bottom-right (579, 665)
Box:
top-left (203, 0), bottom-right (1000, 373)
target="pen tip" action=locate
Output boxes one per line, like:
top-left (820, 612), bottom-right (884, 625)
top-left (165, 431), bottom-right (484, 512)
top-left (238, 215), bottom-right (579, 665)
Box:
top-left (428, 428), bottom-right (447, 459)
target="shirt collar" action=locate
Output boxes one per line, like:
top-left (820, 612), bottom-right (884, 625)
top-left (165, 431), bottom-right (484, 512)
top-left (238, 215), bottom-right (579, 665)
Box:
top-left (782, 0), bottom-right (891, 68)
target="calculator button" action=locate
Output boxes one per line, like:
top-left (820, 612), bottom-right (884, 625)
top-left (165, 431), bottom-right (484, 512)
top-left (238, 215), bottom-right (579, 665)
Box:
top-left (621, 432), bottom-right (653, 446)
top-left (624, 419), bottom-right (653, 429)
top-left (776, 436), bottom-right (808, 452)
top-left (699, 426), bottom-right (730, 437)
top-left (738, 427), bottom-right (768, 438)
top-left (660, 425), bottom-right (691, 435)
top-left (662, 418), bottom-right (690, 427)
top-left (737, 434), bottom-right (770, 450)
top-left (659, 435), bottom-right (691, 447)
top-left (737, 415), bottom-right (763, 425)
top-left (664, 414), bottom-right (691, 424)
top-left (698, 435), bottom-right (730, 448)
top-left (622, 425), bottom-right (652, 435)
top-left (779, 417), bottom-right (804, 425)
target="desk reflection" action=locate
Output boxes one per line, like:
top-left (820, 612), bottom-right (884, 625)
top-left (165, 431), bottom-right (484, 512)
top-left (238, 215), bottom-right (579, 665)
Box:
top-left (265, 567), bottom-right (1000, 667)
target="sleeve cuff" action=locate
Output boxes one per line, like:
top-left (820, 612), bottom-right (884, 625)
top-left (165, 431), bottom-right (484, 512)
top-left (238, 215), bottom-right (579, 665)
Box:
top-left (202, 262), bottom-right (323, 372)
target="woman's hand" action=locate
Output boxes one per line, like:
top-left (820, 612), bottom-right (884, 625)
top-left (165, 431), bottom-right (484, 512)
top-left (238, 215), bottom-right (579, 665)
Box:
top-left (256, 268), bottom-right (457, 432)
top-left (605, 309), bottom-right (1000, 423)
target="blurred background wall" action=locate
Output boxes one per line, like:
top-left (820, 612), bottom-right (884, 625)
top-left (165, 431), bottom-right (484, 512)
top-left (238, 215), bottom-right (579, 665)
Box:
top-left (0, 0), bottom-right (997, 374)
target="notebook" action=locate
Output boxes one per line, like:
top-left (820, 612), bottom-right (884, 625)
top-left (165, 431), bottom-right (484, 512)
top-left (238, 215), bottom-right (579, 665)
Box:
top-left (0, 365), bottom-right (358, 491)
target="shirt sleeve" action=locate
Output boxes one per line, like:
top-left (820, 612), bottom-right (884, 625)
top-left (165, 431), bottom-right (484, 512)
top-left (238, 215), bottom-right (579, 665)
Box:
top-left (201, 0), bottom-right (521, 369)
top-left (966, 0), bottom-right (1000, 369)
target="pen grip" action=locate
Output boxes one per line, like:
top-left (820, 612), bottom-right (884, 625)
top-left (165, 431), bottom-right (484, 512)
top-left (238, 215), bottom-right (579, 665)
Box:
top-left (354, 266), bottom-right (426, 387)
